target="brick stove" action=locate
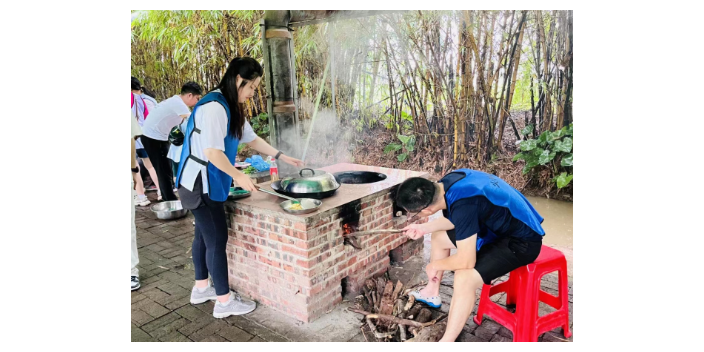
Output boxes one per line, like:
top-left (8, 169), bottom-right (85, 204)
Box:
top-left (224, 163), bottom-right (429, 322)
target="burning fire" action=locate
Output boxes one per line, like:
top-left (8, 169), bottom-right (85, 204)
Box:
top-left (342, 223), bottom-right (357, 235)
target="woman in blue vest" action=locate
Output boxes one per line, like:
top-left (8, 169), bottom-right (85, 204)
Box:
top-left (395, 169), bottom-right (545, 341)
top-left (176, 57), bottom-right (303, 319)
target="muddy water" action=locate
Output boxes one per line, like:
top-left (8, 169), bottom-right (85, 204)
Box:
top-left (526, 196), bottom-right (573, 249)
top-left (527, 196), bottom-right (573, 277)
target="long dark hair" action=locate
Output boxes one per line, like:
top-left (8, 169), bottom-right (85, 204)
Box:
top-left (214, 57), bottom-right (263, 139)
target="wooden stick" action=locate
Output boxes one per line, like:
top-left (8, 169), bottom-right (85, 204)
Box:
top-left (349, 309), bottom-right (426, 328)
top-left (344, 229), bottom-right (403, 238)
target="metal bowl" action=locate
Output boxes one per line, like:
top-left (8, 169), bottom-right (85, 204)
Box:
top-left (151, 201), bottom-right (188, 220)
top-left (279, 198), bottom-right (322, 215)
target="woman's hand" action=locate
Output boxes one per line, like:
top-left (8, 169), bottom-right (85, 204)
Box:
top-left (279, 155), bottom-right (304, 168)
top-left (233, 172), bottom-right (257, 192)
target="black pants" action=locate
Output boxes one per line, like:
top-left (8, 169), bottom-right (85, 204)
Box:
top-left (447, 229), bottom-right (542, 285)
top-left (189, 192), bottom-right (230, 296)
top-left (141, 136), bottom-right (177, 201)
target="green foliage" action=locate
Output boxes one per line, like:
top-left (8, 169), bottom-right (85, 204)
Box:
top-left (520, 124), bottom-right (534, 137)
top-left (243, 166), bottom-right (257, 174)
top-left (384, 134), bottom-right (416, 163)
top-left (514, 123), bottom-right (573, 188)
top-left (250, 113), bottom-right (269, 138)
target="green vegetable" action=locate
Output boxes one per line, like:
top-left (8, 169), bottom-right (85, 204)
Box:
top-left (243, 166), bottom-right (257, 174)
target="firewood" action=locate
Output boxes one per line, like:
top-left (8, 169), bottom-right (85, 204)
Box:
top-left (405, 321), bottom-right (448, 342)
top-left (407, 305), bottom-right (422, 320)
top-left (403, 295), bottom-right (415, 312)
top-left (365, 279), bottom-right (376, 291)
top-left (349, 309), bottom-right (426, 328)
top-left (376, 277), bottom-right (386, 298)
top-left (415, 308), bottom-right (432, 324)
top-left (379, 280), bottom-right (395, 317)
top-left (399, 324), bottom-right (407, 341)
top-left (366, 316), bottom-right (392, 340)
top-left (392, 280), bottom-right (404, 301)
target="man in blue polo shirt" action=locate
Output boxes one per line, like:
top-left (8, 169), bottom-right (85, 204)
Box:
top-left (396, 169), bottom-right (545, 342)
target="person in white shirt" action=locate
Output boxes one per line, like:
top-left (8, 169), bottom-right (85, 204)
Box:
top-left (140, 86), bottom-right (158, 112)
top-left (132, 77), bottom-right (162, 205)
top-left (176, 57), bottom-right (303, 318)
top-left (131, 109), bottom-right (143, 291)
top-left (141, 82), bottom-right (202, 201)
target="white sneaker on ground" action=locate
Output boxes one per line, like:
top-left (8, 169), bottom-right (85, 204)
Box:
top-left (212, 292), bottom-right (256, 318)
top-left (135, 196), bottom-right (151, 207)
top-left (131, 276), bottom-right (140, 291)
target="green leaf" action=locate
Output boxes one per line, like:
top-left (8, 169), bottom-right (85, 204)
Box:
top-left (555, 137), bottom-right (572, 153)
top-left (550, 129), bottom-right (565, 141)
top-left (561, 153), bottom-right (573, 167)
top-left (538, 131), bottom-right (550, 146)
top-left (521, 124), bottom-right (534, 136)
top-left (384, 143), bottom-right (402, 154)
top-left (539, 149), bottom-right (557, 165)
top-left (397, 134), bottom-right (411, 145)
top-left (512, 152), bottom-right (525, 162)
top-left (523, 159), bottom-right (539, 174)
top-left (555, 172), bottom-right (574, 188)
top-left (533, 147), bottom-right (545, 156)
top-left (398, 153), bottom-right (408, 162)
top-left (520, 139), bottom-right (538, 151)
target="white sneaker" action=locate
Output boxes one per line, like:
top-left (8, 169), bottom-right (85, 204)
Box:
top-left (409, 289), bottom-right (442, 308)
top-left (136, 196), bottom-right (151, 207)
top-left (191, 285), bottom-right (218, 304)
top-left (213, 293), bottom-right (256, 318)
top-left (157, 191), bottom-right (162, 201)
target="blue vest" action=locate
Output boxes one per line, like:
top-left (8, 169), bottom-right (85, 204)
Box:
top-left (443, 169), bottom-right (545, 250)
top-left (176, 92), bottom-right (240, 202)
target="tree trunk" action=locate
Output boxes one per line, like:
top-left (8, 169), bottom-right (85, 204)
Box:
top-left (497, 11), bottom-right (527, 150)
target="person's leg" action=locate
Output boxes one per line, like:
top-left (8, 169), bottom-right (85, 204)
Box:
top-left (142, 136), bottom-right (178, 201)
top-left (131, 177), bottom-right (140, 290)
top-left (154, 140), bottom-right (176, 200)
top-left (196, 196), bottom-right (231, 302)
top-left (440, 237), bottom-right (542, 341)
top-left (440, 268), bottom-right (484, 341)
top-left (419, 231), bottom-right (454, 298)
top-left (133, 160), bottom-right (150, 206)
top-left (189, 205), bottom-right (220, 304)
top-left (202, 194), bottom-right (256, 318)
top-left (141, 157), bottom-right (161, 194)
top-left (171, 160), bottom-right (179, 191)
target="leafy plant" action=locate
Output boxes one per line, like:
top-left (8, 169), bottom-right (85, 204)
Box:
top-left (513, 123), bottom-right (573, 188)
top-left (250, 113), bottom-right (269, 139)
top-left (384, 134), bottom-right (416, 162)
top-left (242, 166), bottom-right (257, 175)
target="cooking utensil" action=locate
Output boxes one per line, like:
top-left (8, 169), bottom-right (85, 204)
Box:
top-left (279, 198), bottom-right (322, 215)
top-left (258, 188), bottom-right (301, 205)
top-left (150, 201), bottom-right (188, 220)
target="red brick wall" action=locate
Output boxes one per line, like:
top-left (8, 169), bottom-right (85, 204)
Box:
top-left (225, 188), bottom-right (426, 322)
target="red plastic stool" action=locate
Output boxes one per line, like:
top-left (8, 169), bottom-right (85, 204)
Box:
top-left (473, 245), bottom-right (571, 342)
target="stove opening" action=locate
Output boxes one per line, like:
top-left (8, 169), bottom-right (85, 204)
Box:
top-left (334, 171), bottom-right (387, 184)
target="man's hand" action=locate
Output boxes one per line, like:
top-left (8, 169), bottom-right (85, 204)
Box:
top-left (402, 223), bottom-right (428, 240)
